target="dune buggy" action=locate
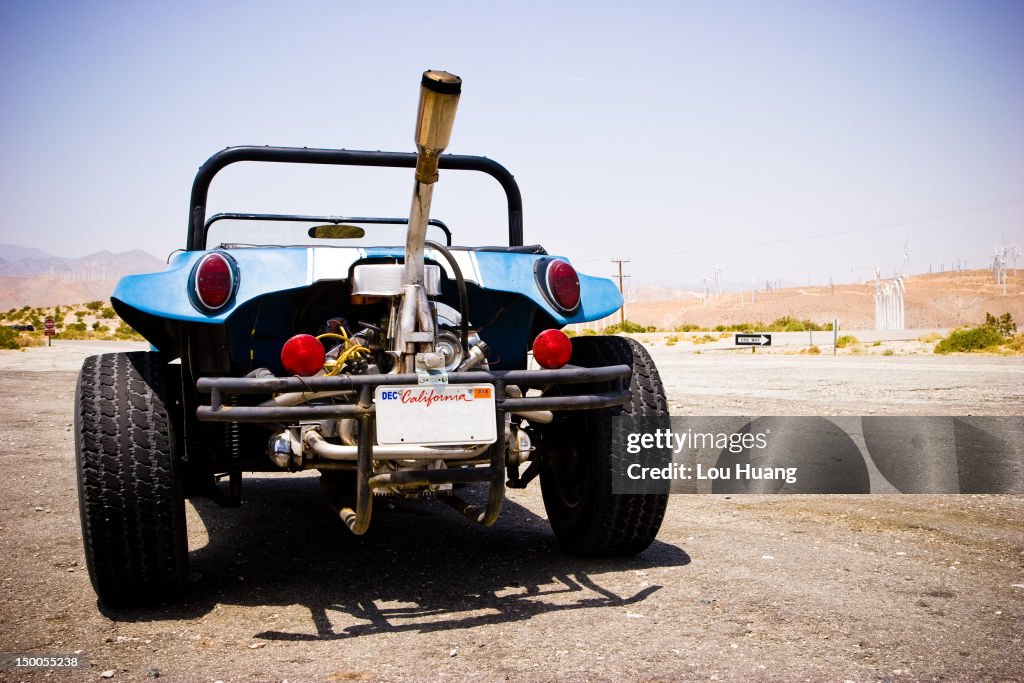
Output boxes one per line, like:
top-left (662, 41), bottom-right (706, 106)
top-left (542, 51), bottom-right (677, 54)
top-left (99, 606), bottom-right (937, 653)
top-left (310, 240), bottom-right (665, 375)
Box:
top-left (75, 71), bottom-right (669, 607)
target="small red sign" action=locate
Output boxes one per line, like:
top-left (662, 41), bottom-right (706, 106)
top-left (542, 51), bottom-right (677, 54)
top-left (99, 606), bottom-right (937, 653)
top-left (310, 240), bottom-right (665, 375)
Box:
top-left (44, 317), bottom-right (56, 336)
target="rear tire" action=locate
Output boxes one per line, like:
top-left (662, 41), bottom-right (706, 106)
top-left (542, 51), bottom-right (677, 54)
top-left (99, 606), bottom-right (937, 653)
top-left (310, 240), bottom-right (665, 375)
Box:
top-left (75, 352), bottom-right (188, 607)
top-left (540, 336), bottom-right (669, 556)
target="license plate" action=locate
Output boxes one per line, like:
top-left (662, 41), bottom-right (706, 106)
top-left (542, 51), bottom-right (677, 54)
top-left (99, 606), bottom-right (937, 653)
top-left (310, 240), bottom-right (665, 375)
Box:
top-left (375, 384), bottom-right (497, 446)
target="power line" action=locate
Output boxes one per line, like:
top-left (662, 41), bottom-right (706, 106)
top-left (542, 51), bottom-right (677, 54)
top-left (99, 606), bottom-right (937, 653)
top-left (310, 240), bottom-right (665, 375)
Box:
top-left (612, 258), bottom-right (631, 325)
top-left (656, 198), bottom-right (1024, 257)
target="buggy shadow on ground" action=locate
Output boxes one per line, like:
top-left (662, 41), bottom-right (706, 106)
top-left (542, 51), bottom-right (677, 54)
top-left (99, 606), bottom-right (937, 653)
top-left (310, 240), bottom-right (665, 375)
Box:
top-left (100, 476), bottom-right (690, 641)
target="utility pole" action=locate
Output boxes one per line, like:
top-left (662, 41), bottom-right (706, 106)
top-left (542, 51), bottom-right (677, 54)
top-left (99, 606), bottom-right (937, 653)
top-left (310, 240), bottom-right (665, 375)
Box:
top-left (612, 258), bottom-right (631, 325)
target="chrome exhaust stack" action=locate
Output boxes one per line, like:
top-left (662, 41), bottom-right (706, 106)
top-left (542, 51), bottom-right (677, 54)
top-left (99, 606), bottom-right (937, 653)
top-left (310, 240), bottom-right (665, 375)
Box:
top-left (395, 70), bottom-right (462, 371)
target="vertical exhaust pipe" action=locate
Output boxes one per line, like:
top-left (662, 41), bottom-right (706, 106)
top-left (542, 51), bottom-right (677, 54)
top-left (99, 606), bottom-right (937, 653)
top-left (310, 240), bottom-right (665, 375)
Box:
top-left (396, 70), bottom-right (462, 370)
top-left (406, 70), bottom-right (461, 286)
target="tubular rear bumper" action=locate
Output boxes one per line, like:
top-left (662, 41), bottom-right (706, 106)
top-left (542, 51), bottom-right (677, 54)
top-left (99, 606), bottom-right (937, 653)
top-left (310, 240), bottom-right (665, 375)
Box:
top-left (193, 364), bottom-right (631, 534)
top-left (195, 364), bottom-right (632, 423)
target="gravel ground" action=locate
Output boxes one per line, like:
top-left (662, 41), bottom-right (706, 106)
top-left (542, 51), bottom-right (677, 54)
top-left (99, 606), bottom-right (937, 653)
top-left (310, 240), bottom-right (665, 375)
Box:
top-left (644, 345), bottom-right (1024, 416)
top-left (0, 341), bottom-right (1022, 682)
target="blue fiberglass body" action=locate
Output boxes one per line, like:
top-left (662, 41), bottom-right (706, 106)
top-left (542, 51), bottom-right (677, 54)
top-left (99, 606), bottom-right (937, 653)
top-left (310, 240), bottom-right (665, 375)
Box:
top-left (112, 246), bottom-right (622, 371)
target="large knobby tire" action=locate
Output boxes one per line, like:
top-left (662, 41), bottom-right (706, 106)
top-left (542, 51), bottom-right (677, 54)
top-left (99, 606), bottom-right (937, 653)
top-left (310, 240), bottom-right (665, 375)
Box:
top-left (75, 352), bottom-right (188, 607)
top-left (540, 336), bottom-right (670, 556)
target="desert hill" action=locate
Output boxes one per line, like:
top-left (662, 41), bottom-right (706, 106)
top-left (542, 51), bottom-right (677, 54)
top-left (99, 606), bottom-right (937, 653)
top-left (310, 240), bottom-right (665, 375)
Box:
top-left (625, 270), bottom-right (1023, 330)
top-left (0, 245), bottom-right (164, 309)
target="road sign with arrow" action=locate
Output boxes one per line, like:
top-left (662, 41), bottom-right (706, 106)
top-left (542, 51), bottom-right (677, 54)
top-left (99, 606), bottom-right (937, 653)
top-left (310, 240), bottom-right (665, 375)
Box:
top-left (735, 333), bottom-right (771, 347)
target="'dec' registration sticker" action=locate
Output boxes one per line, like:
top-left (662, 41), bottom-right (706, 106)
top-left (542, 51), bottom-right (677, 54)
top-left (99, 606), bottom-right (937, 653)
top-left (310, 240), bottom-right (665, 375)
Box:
top-left (375, 384), bottom-right (497, 446)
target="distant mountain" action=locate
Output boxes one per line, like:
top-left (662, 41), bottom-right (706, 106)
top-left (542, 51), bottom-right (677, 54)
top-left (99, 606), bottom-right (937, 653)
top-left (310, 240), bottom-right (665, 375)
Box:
top-left (0, 244), bottom-right (52, 262)
top-left (0, 246), bottom-right (164, 280)
top-left (0, 245), bottom-right (165, 309)
top-left (628, 285), bottom-right (701, 303)
top-left (0, 255), bottom-right (72, 277)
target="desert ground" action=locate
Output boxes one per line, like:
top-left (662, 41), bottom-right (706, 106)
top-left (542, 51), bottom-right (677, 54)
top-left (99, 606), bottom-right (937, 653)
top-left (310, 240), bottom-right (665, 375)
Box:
top-left (0, 341), bottom-right (1021, 682)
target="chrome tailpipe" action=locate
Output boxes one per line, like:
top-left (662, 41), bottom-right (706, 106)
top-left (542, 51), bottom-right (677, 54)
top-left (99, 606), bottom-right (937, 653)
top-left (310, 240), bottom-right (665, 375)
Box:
top-left (397, 70), bottom-right (462, 371)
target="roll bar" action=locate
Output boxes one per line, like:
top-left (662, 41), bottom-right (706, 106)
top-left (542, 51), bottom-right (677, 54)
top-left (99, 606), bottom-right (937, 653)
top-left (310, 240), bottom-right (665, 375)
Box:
top-left (186, 146), bottom-right (524, 251)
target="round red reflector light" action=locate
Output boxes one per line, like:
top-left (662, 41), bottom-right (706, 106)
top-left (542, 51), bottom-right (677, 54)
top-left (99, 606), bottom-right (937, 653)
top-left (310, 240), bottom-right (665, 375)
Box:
top-left (546, 260), bottom-right (580, 312)
top-left (533, 329), bottom-right (573, 369)
top-left (281, 334), bottom-right (326, 376)
top-left (194, 253), bottom-right (234, 310)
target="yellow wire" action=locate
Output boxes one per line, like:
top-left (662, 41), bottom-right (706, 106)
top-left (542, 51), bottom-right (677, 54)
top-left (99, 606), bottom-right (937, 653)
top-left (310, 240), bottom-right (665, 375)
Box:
top-left (324, 349), bottom-right (368, 376)
top-left (316, 331), bottom-right (369, 376)
top-left (338, 345), bottom-right (369, 363)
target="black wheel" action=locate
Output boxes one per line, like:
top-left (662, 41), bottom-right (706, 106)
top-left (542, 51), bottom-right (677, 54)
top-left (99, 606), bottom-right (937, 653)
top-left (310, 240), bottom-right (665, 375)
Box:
top-left (75, 352), bottom-right (188, 607)
top-left (540, 335), bottom-right (669, 556)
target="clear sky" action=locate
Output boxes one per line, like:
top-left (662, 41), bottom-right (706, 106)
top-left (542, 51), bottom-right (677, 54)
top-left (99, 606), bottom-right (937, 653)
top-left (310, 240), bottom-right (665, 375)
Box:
top-left (1, 0), bottom-right (1022, 289)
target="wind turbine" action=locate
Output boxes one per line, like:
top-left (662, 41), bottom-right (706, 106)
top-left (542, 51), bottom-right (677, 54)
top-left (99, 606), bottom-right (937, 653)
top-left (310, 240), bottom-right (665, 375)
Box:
top-left (713, 264), bottom-right (721, 298)
top-left (997, 236), bottom-right (1020, 276)
top-left (902, 242), bottom-right (910, 277)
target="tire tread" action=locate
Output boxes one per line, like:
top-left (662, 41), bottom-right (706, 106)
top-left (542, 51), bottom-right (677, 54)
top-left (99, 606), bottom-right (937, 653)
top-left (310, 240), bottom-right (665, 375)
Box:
top-left (542, 336), bottom-right (670, 556)
top-left (75, 352), bottom-right (187, 607)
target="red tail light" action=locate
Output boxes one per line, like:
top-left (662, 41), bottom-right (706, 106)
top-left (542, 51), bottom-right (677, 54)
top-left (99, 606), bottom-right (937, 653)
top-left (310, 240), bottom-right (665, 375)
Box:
top-left (281, 334), bottom-right (326, 376)
top-left (192, 252), bottom-right (236, 311)
top-left (542, 259), bottom-right (580, 313)
top-left (533, 329), bottom-right (573, 369)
